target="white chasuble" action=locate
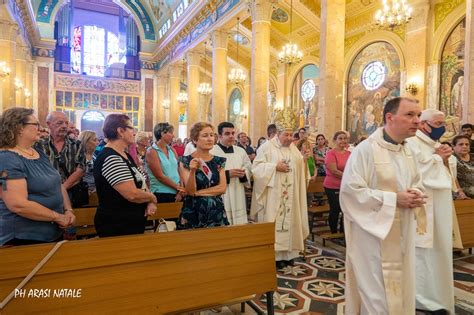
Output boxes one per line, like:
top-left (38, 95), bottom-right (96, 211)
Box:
top-left (407, 130), bottom-right (454, 314)
top-left (340, 128), bottom-right (423, 315)
top-left (251, 138), bottom-right (309, 260)
top-left (210, 144), bottom-right (252, 225)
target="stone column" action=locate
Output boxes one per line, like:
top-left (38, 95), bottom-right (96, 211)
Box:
top-left (249, 0), bottom-right (274, 142)
top-left (211, 29), bottom-right (228, 127)
top-left (154, 74), bottom-right (166, 126)
top-left (26, 59), bottom-right (34, 108)
top-left (0, 23), bottom-right (18, 110)
top-left (15, 45), bottom-right (28, 106)
top-left (187, 51), bottom-right (201, 126)
top-left (318, 0), bottom-right (345, 137)
top-left (404, 0), bottom-right (430, 106)
top-left (169, 65), bottom-right (181, 129)
top-left (464, 0), bottom-right (474, 123)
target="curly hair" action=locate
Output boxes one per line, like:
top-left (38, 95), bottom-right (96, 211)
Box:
top-left (0, 107), bottom-right (34, 148)
top-left (189, 122), bottom-right (214, 142)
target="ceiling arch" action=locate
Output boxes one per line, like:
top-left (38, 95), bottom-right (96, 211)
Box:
top-left (34, 0), bottom-right (157, 41)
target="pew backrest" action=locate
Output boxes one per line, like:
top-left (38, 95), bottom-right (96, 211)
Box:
top-left (454, 199), bottom-right (474, 249)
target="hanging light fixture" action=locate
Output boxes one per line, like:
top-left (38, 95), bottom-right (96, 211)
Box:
top-left (375, 0), bottom-right (413, 30)
top-left (278, 0), bottom-right (303, 65)
top-left (177, 59), bottom-right (188, 104)
top-left (228, 17), bottom-right (246, 85)
top-left (198, 41), bottom-right (212, 95)
top-left (0, 61), bottom-right (11, 79)
top-left (14, 78), bottom-right (23, 91)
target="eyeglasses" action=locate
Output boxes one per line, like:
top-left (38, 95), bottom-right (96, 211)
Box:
top-left (121, 126), bottom-right (134, 130)
top-left (23, 122), bottom-right (41, 129)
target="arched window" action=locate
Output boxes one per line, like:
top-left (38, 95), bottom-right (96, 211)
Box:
top-left (291, 64), bottom-right (319, 129)
top-left (228, 88), bottom-right (243, 128)
top-left (439, 18), bottom-right (465, 128)
top-left (71, 25), bottom-right (126, 77)
top-left (346, 41), bottom-right (400, 142)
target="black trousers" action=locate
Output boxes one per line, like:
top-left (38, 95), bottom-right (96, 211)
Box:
top-left (324, 187), bottom-right (344, 233)
top-left (153, 192), bottom-right (177, 203)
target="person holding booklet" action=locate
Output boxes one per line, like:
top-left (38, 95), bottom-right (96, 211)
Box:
top-left (177, 122), bottom-right (229, 229)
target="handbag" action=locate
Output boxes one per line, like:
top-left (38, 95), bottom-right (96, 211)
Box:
top-left (156, 218), bottom-right (177, 232)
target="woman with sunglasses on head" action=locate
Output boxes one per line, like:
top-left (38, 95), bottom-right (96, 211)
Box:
top-left (93, 114), bottom-right (157, 237)
top-left (0, 107), bottom-right (75, 246)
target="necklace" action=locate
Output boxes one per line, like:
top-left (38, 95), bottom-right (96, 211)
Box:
top-left (16, 146), bottom-right (35, 157)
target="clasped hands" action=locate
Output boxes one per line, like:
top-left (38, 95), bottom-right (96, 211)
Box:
top-left (276, 160), bottom-right (290, 173)
top-left (396, 189), bottom-right (427, 209)
top-left (435, 144), bottom-right (453, 161)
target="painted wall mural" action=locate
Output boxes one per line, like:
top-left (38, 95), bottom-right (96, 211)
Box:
top-left (439, 18), bottom-right (465, 135)
top-left (36, 0), bottom-right (59, 23)
top-left (346, 41), bottom-right (401, 143)
top-left (291, 64), bottom-right (319, 130)
top-left (55, 73), bottom-right (141, 95)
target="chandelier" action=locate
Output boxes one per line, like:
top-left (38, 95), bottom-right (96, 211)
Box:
top-left (228, 17), bottom-right (246, 85)
top-left (14, 78), bottom-right (23, 91)
top-left (198, 41), bottom-right (212, 95)
top-left (162, 99), bottom-right (170, 109)
top-left (177, 59), bottom-right (188, 103)
top-left (24, 88), bottom-right (31, 98)
top-left (0, 61), bottom-right (11, 79)
top-left (278, 0), bottom-right (303, 65)
top-left (375, 0), bottom-right (413, 30)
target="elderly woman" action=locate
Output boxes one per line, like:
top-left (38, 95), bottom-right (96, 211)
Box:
top-left (93, 114), bottom-right (157, 237)
top-left (324, 131), bottom-right (351, 233)
top-left (453, 135), bottom-right (474, 198)
top-left (146, 123), bottom-right (184, 203)
top-left (178, 122), bottom-right (228, 229)
top-left (78, 130), bottom-right (99, 194)
top-left (0, 107), bottom-right (75, 246)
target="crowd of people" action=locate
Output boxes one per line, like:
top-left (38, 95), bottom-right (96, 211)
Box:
top-left (0, 100), bottom-right (473, 313)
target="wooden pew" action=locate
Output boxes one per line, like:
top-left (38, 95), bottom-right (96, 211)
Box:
top-left (0, 223), bottom-right (277, 314)
top-left (306, 177), bottom-right (330, 241)
top-left (454, 199), bottom-right (474, 251)
top-left (74, 202), bottom-right (184, 237)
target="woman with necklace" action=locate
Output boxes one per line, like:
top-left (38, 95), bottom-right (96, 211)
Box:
top-left (0, 107), bottom-right (75, 246)
top-left (93, 114), bottom-right (157, 237)
top-left (453, 135), bottom-right (474, 198)
top-left (177, 122), bottom-right (229, 229)
top-left (323, 131), bottom-right (351, 234)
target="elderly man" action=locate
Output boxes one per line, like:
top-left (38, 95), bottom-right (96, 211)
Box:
top-left (210, 122), bottom-right (252, 225)
top-left (340, 97), bottom-right (426, 314)
top-left (251, 108), bottom-right (309, 269)
top-left (407, 109), bottom-right (455, 314)
top-left (237, 132), bottom-right (256, 161)
top-left (36, 112), bottom-right (86, 206)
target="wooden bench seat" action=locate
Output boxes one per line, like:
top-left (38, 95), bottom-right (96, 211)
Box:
top-left (454, 199), bottom-right (474, 252)
top-left (0, 223), bottom-right (277, 314)
top-left (320, 232), bottom-right (345, 247)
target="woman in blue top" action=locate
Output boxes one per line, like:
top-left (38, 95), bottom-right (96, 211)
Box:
top-left (177, 122), bottom-right (229, 229)
top-left (146, 123), bottom-right (184, 203)
top-left (0, 107), bottom-right (75, 246)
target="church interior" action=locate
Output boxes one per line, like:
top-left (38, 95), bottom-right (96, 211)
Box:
top-left (1, 0), bottom-right (474, 314)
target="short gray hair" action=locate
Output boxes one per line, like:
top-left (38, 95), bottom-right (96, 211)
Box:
top-left (420, 109), bottom-right (444, 122)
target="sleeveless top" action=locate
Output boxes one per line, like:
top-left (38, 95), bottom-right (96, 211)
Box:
top-left (147, 143), bottom-right (180, 194)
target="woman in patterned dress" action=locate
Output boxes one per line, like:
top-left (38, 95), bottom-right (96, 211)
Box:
top-left (178, 122), bottom-right (229, 229)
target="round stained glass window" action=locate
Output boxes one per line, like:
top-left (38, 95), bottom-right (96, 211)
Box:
top-left (82, 110), bottom-right (105, 121)
top-left (301, 79), bottom-right (316, 102)
top-left (362, 61), bottom-right (386, 90)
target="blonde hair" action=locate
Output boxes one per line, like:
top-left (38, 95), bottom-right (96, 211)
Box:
top-left (78, 130), bottom-right (97, 148)
top-left (135, 131), bottom-right (150, 144)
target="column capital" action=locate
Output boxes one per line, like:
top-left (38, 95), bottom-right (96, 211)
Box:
top-left (0, 22), bottom-right (19, 41)
top-left (248, 0), bottom-right (277, 24)
top-left (186, 51), bottom-right (201, 66)
top-left (169, 64), bottom-right (182, 79)
top-left (211, 29), bottom-right (228, 50)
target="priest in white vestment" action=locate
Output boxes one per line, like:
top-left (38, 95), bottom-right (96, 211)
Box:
top-left (210, 122), bottom-right (252, 225)
top-left (340, 97), bottom-right (426, 315)
top-left (251, 109), bottom-right (309, 268)
top-left (406, 109), bottom-right (455, 314)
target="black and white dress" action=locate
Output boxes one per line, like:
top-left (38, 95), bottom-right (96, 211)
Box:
top-left (93, 147), bottom-right (147, 237)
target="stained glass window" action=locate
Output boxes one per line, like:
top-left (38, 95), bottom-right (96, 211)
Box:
top-left (83, 25), bottom-right (105, 76)
top-left (107, 32), bottom-right (119, 66)
top-left (83, 110), bottom-right (105, 121)
top-left (71, 27), bottom-right (82, 74)
top-left (301, 79), bottom-right (316, 102)
top-left (362, 61), bottom-right (386, 91)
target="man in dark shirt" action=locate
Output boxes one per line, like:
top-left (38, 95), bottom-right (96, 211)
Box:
top-left (461, 123), bottom-right (474, 153)
top-left (237, 132), bottom-right (256, 161)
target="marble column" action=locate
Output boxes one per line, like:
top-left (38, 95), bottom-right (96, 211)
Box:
top-left (169, 65), bottom-right (181, 129)
top-left (211, 30), bottom-right (228, 127)
top-left (0, 23), bottom-right (18, 110)
top-left (154, 75), bottom-right (166, 126)
top-left (187, 51), bottom-right (201, 126)
top-left (26, 59), bottom-right (34, 108)
top-left (15, 45), bottom-right (28, 106)
top-left (249, 0), bottom-right (274, 142)
top-left (404, 0), bottom-right (430, 106)
top-left (464, 0), bottom-right (474, 123)
top-left (318, 0), bottom-right (345, 137)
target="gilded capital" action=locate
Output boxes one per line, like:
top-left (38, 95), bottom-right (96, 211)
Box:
top-left (0, 22), bottom-right (19, 41)
top-left (168, 64), bottom-right (182, 79)
top-left (248, 0), bottom-right (277, 23)
top-left (186, 51), bottom-right (201, 66)
top-left (211, 30), bottom-right (228, 49)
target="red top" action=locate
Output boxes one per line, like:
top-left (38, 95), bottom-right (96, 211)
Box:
top-left (323, 149), bottom-right (351, 189)
top-left (173, 144), bottom-right (185, 157)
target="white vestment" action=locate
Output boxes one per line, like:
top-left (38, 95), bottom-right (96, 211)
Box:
top-left (184, 142), bottom-right (196, 156)
top-left (340, 128), bottom-right (423, 315)
top-left (250, 137), bottom-right (309, 261)
top-left (210, 144), bottom-right (252, 225)
top-left (407, 130), bottom-right (454, 314)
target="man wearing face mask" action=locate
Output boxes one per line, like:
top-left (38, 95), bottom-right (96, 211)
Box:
top-left (407, 108), bottom-right (455, 314)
